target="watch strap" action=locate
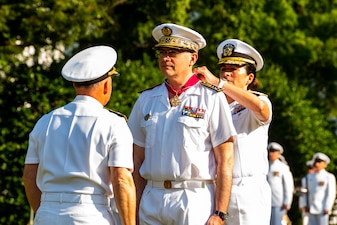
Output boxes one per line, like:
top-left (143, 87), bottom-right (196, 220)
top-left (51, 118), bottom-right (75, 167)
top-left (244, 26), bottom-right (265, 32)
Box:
top-left (214, 210), bottom-right (229, 221)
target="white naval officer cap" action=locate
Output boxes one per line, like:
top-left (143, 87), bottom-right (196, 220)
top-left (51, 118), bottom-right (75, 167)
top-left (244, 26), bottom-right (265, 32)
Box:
top-left (152, 23), bottom-right (206, 52)
top-left (216, 39), bottom-right (264, 71)
top-left (267, 142), bottom-right (284, 154)
top-left (61, 45), bottom-right (119, 85)
top-left (313, 152), bottom-right (330, 164)
top-left (306, 160), bottom-right (314, 168)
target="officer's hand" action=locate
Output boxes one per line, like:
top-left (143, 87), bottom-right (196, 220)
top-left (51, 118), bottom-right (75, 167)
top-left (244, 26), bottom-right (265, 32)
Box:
top-left (206, 214), bottom-right (225, 225)
top-left (282, 204), bottom-right (289, 211)
top-left (194, 66), bottom-right (218, 86)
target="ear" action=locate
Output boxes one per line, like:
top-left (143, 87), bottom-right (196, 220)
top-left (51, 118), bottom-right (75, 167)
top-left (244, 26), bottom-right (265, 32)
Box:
top-left (103, 80), bottom-right (109, 94)
top-left (189, 52), bottom-right (198, 67)
top-left (246, 73), bottom-right (255, 86)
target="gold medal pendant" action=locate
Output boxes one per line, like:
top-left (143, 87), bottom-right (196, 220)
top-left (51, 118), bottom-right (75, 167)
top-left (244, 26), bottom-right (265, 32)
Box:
top-left (169, 94), bottom-right (181, 107)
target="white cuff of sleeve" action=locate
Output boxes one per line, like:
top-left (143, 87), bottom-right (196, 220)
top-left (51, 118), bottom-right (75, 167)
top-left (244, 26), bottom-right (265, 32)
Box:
top-left (218, 78), bottom-right (227, 89)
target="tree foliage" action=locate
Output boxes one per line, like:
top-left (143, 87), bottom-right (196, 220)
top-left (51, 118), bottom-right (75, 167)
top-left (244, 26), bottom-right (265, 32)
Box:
top-left (1, 0), bottom-right (337, 224)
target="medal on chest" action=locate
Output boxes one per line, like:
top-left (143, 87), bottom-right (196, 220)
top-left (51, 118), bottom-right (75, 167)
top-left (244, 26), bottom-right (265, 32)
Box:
top-left (169, 94), bottom-right (181, 107)
top-left (165, 74), bottom-right (199, 107)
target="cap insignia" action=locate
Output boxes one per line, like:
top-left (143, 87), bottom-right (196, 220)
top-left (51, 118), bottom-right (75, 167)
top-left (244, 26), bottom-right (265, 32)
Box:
top-left (162, 26), bottom-right (172, 36)
top-left (164, 37), bottom-right (171, 43)
top-left (155, 25), bottom-right (198, 52)
top-left (222, 43), bottom-right (235, 57)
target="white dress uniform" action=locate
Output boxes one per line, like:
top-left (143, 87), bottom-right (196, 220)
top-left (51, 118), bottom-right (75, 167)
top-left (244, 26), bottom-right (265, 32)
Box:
top-left (226, 93), bottom-right (273, 225)
top-left (214, 38), bottom-right (272, 225)
top-left (25, 96), bottom-right (133, 225)
top-left (299, 169), bottom-right (336, 225)
top-left (128, 82), bottom-right (237, 225)
top-left (300, 173), bottom-right (311, 225)
top-left (298, 160), bottom-right (315, 225)
top-left (268, 159), bottom-right (294, 225)
top-left (24, 46), bottom-right (134, 225)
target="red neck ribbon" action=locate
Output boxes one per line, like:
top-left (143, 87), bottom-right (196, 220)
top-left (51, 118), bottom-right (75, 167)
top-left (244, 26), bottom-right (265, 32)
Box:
top-left (165, 74), bottom-right (199, 96)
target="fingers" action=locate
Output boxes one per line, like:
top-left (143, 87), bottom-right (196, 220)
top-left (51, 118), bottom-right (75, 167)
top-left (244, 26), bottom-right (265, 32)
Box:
top-left (194, 67), bottom-right (202, 79)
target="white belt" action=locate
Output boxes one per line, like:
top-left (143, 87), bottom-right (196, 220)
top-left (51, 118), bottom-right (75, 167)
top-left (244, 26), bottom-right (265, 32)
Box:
top-left (41, 192), bottom-right (109, 205)
top-left (147, 180), bottom-right (215, 189)
top-left (232, 175), bottom-right (267, 186)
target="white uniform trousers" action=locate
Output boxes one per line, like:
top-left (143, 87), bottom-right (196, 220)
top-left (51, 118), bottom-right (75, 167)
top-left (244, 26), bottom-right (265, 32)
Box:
top-left (309, 213), bottom-right (329, 225)
top-left (270, 207), bottom-right (286, 225)
top-left (302, 212), bottom-right (309, 225)
top-left (139, 182), bottom-right (215, 225)
top-left (34, 193), bottom-right (115, 225)
top-left (226, 175), bottom-right (271, 225)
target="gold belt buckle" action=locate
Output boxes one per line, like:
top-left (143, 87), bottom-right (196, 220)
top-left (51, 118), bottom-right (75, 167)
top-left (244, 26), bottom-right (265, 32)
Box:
top-left (164, 180), bottom-right (172, 189)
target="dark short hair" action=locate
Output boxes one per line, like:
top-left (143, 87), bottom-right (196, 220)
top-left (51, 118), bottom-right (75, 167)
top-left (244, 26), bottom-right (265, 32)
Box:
top-left (245, 63), bottom-right (257, 90)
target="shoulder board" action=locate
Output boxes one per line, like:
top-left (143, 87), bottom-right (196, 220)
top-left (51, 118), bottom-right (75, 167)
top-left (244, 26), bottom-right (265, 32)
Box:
top-left (106, 108), bottom-right (128, 121)
top-left (200, 81), bottom-right (223, 92)
top-left (138, 83), bottom-right (162, 94)
top-left (249, 90), bottom-right (268, 97)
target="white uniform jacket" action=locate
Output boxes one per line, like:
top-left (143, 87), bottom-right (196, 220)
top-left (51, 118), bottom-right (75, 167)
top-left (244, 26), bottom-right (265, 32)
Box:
top-left (299, 169), bottom-right (336, 214)
top-left (128, 82), bottom-right (237, 181)
top-left (231, 92), bottom-right (272, 178)
top-left (25, 95), bottom-right (134, 196)
top-left (268, 159), bottom-right (294, 208)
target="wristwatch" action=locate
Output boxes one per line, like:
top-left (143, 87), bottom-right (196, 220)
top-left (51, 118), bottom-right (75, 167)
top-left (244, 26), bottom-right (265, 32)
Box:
top-left (214, 210), bottom-right (229, 221)
top-left (218, 78), bottom-right (227, 89)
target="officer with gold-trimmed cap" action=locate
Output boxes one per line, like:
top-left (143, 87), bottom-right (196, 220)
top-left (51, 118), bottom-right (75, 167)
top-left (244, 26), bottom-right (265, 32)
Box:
top-left (152, 23), bottom-right (206, 52)
top-left (23, 45), bottom-right (136, 224)
top-left (129, 23), bottom-right (236, 225)
top-left (194, 38), bottom-right (272, 225)
top-left (216, 39), bottom-right (264, 71)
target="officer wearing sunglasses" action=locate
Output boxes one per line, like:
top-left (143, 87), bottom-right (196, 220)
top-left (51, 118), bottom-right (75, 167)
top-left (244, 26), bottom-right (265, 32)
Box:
top-left (299, 152), bottom-right (336, 225)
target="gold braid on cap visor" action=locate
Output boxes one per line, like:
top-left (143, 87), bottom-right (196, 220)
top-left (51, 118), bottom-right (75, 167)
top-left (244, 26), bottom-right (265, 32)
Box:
top-left (218, 57), bottom-right (256, 66)
top-left (108, 67), bottom-right (119, 76)
top-left (155, 36), bottom-right (198, 52)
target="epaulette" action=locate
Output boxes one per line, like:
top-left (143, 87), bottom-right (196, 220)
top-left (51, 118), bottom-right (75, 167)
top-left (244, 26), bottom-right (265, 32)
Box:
top-left (106, 108), bottom-right (128, 121)
top-left (249, 90), bottom-right (268, 97)
top-left (138, 83), bottom-right (162, 94)
top-left (200, 81), bottom-right (223, 92)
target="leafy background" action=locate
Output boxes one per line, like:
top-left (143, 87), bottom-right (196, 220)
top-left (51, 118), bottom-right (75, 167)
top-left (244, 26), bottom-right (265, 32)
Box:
top-left (1, 0), bottom-right (337, 224)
